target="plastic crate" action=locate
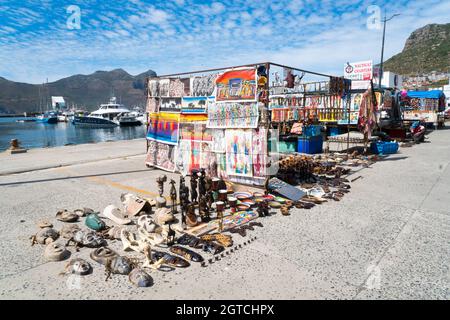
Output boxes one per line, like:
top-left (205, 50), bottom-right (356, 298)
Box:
top-left (370, 141), bottom-right (399, 155)
top-left (298, 135), bottom-right (323, 154)
top-left (302, 125), bottom-right (322, 137)
top-left (278, 140), bottom-right (297, 153)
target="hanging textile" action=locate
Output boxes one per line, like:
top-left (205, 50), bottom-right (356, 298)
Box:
top-left (146, 97), bottom-right (159, 113)
top-left (179, 122), bottom-right (211, 142)
top-left (383, 91), bottom-right (392, 109)
top-left (179, 113), bottom-right (208, 123)
top-left (357, 88), bottom-right (377, 139)
top-left (176, 140), bottom-right (192, 176)
top-left (175, 140), bottom-right (215, 176)
top-left (225, 129), bottom-right (253, 177)
top-left (252, 128), bottom-right (268, 178)
top-left (146, 112), bottom-right (180, 145)
top-left (199, 142), bottom-right (217, 177)
top-left (206, 102), bottom-right (259, 128)
top-left (216, 153), bottom-right (228, 179)
top-left (211, 129), bottom-right (225, 153)
top-left (145, 140), bottom-right (177, 172)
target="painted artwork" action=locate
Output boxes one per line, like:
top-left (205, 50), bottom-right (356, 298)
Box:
top-left (176, 140), bottom-right (214, 176)
top-left (159, 79), bottom-right (170, 97)
top-left (222, 211), bottom-right (258, 230)
top-left (216, 68), bottom-right (257, 102)
top-left (148, 79), bottom-right (159, 97)
top-left (145, 140), bottom-right (176, 172)
top-left (225, 129), bottom-right (253, 177)
top-left (179, 113), bottom-right (208, 123)
top-left (180, 78), bottom-right (191, 96)
top-left (175, 140), bottom-right (192, 176)
top-left (146, 112), bottom-right (180, 145)
top-left (351, 93), bottom-right (363, 111)
top-left (199, 142), bottom-right (217, 177)
top-left (216, 153), bottom-right (227, 179)
top-left (160, 97), bottom-right (182, 113)
top-left (146, 97), bottom-right (159, 113)
top-left (179, 123), bottom-right (212, 142)
top-left (181, 96), bottom-right (212, 114)
top-left (211, 129), bottom-right (225, 153)
top-left (191, 74), bottom-right (217, 97)
top-left (177, 140), bottom-right (201, 175)
top-left (169, 78), bottom-right (185, 97)
top-left (206, 102), bottom-right (259, 129)
top-left (252, 128), bottom-right (268, 178)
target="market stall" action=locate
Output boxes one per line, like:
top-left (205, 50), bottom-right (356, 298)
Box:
top-left (401, 90), bottom-right (446, 127)
top-left (144, 62), bottom-right (354, 187)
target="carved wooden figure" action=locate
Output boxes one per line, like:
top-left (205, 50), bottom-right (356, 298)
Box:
top-left (190, 171), bottom-right (198, 204)
top-left (169, 179), bottom-right (177, 214)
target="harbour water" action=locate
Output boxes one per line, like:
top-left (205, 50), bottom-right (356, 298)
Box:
top-left (0, 117), bottom-right (146, 151)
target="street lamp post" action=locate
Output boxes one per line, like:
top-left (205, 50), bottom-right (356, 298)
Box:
top-left (378, 12), bottom-right (400, 89)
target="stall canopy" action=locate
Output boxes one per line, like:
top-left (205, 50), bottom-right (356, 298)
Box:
top-left (407, 90), bottom-right (445, 99)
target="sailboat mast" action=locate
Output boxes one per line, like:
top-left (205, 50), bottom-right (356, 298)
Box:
top-left (46, 78), bottom-right (49, 111)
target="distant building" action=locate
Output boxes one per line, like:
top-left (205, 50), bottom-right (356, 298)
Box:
top-left (379, 71), bottom-right (403, 88)
top-left (51, 96), bottom-right (65, 110)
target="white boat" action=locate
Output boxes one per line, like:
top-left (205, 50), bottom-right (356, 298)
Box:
top-left (129, 109), bottom-right (147, 125)
top-left (118, 112), bottom-right (142, 126)
top-left (36, 111), bottom-right (58, 124)
top-left (73, 97), bottom-right (139, 127)
top-left (57, 112), bottom-right (69, 122)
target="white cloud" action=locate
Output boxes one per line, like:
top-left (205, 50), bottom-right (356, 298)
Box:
top-left (147, 7), bottom-right (170, 24)
top-left (1, 0), bottom-right (449, 83)
top-left (211, 2), bottom-right (225, 14)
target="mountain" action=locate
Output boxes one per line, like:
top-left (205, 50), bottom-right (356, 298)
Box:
top-left (383, 23), bottom-right (450, 75)
top-left (0, 68), bottom-right (156, 114)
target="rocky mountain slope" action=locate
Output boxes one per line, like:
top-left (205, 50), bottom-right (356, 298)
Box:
top-left (384, 23), bottom-right (450, 75)
top-left (0, 68), bottom-right (156, 113)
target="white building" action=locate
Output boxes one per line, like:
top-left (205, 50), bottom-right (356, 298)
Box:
top-left (373, 71), bottom-right (403, 89)
top-left (51, 96), bottom-right (66, 110)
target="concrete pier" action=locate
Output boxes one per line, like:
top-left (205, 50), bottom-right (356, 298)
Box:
top-left (0, 133), bottom-right (448, 299)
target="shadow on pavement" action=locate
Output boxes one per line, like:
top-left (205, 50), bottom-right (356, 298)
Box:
top-left (0, 168), bottom-right (154, 187)
top-left (377, 156), bottom-right (409, 162)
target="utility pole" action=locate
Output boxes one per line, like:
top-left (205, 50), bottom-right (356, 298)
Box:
top-left (378, 11), bottom-right (400, 89)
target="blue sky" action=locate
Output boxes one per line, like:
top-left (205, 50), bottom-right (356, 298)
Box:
top-left (0, 0), bottom-right (449, 83)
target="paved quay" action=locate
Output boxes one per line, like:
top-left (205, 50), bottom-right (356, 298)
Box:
top-left (0, 131), bottom-right (448, 299)
top-left (0, 138), bottom-right (146, 176)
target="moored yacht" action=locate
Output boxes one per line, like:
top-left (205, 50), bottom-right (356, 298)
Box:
top-left (36, 111), bottom-right (58, 124)
top-left (118, 113), bottom-right (142, 126)
top-left (73, 97), bottom-right (138, 127)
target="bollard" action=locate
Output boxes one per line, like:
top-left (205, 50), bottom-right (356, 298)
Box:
top-left (9, 138), bottom-right (27, 154)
